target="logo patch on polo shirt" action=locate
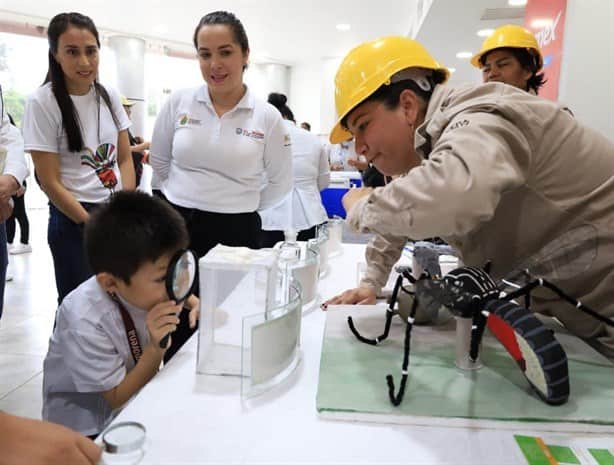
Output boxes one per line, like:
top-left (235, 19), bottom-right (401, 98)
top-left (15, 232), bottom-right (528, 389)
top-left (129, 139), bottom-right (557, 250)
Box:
top-left (236, 128), bottom-right (265, 140)
top-left (178, 114), bottom-right (202, 126)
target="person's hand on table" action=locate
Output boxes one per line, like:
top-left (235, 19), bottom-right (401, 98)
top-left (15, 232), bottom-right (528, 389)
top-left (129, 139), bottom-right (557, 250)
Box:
top-left (342, 187), bottom-right (373, 212)
top-left (321, 286), bottom-right (377, 310)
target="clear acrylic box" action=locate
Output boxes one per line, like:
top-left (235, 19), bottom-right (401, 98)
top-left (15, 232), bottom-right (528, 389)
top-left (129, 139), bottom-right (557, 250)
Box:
top-left (197, 245), bottom-right (279, 376)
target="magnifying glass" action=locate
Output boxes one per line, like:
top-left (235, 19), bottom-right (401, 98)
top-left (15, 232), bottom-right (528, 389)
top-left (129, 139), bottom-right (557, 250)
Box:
top-left (101, 421), bottom-right (146, 464)
top-left (159, 249), bottom-right (198, 348)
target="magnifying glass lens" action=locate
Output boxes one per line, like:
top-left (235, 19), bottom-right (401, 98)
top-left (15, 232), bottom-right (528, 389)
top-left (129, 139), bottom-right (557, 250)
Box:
top-left (160, 250), bottom-right (198, 349)
top-left (102, 421), bottom-right (146, 454)
top-left (166, 250), bottom-right (197, 302)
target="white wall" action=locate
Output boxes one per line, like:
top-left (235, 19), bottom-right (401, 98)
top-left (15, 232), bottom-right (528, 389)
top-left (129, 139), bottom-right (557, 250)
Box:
top-left (289, 57), bottom-right (341, 137)
top-left (245, 63), bottom-right (290, 102)
top-left (288, 63), bottom-right (322, 133)
top-left (558, 0), bottom-right (614, 141)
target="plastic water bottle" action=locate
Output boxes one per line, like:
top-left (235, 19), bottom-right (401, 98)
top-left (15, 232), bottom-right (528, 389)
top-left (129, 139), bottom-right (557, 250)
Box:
top-left (279, 230), bottom-right (300, 303)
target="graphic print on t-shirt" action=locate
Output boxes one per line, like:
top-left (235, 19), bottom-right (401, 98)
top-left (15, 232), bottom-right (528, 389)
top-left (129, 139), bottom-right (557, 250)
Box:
top-left (80, 143), bottom-right (118, 190)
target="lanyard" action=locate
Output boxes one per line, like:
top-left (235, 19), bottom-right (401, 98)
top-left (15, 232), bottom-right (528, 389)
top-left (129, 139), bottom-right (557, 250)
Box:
top-left (112, 294), bottom-right (143, 364)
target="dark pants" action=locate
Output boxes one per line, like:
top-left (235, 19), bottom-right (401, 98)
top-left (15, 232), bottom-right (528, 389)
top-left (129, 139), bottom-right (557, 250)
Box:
top-left (6, 194), bottom-right (29, 244)
top-left (48, 203), bottom-right (97, 304)
top-left (260, 224), bottom-right (319, 248)
top-left (164, 201), bottom-right (262, 362)
top-left (0, 223), bottom-right (7, 319)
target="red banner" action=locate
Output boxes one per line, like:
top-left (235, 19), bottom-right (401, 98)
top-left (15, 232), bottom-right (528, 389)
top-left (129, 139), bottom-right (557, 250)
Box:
top-left (524, 0), bottom-right (567, 101)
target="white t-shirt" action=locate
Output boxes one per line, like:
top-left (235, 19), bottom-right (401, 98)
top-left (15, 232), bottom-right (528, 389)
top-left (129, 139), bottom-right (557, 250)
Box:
top-left (43, 277), bottom-right (150, 436)
top-left (259, 120), bottom-right (330, 231)
top-left (22, 83), bottom-right (131, 203)
top-left (150, 85), bottom-right (292, 213)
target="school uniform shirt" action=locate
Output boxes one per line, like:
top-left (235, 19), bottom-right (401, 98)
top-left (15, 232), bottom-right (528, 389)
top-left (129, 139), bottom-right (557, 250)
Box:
top-left (22, 83), bottom-right (131, 203)
top-left (347, 82), bottom-right (614, 357)
top-left (150, 85), bottom-right (292, 213)
top-left (42, 276), bottom-right (150, 436)
top-left (0, 109), bottom-right (28, 183)
top-left (260, 120), bottom-right (330, 231)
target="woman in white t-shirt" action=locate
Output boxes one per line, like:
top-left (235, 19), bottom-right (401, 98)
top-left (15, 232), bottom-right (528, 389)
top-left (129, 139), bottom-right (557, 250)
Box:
top-left (23, 12), bottom-right (135, 304)
top-left (260, 92), bottom-right (330, 247)
top-left (150, 11), bottom-right (291, 360)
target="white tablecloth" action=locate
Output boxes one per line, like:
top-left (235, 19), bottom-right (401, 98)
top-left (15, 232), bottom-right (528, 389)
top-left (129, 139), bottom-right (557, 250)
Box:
top-left (103, 244), bottom-right (612, 464)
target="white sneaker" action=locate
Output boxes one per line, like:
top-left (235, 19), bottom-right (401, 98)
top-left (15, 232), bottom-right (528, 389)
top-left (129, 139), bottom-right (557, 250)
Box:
top-left (5, 262), bottom-right (13, 282)
top-left (9, 244), bottom-right (32, 255)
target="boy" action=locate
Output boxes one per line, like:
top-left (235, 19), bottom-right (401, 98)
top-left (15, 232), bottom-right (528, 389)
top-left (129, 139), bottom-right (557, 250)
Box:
top-left (42, 191), bottom-right (198, 437)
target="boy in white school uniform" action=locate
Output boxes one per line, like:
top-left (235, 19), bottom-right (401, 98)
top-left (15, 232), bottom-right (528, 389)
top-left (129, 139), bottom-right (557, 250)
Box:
top-left (42, 191), bottom-right (199, 438)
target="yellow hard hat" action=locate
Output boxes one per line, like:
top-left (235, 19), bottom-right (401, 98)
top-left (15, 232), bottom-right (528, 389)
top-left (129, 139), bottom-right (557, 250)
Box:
top-left (471, 25), bottom-right (543, 70)
top-left (121, 95), bottom-right (135, 107)
top-left (330, 36), bottom-right (449, 144)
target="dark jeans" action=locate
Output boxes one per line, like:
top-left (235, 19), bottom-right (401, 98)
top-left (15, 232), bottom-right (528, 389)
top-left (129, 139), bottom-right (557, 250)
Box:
top-left (260, 224), bottom-right (319, 248)
top-left (48, 203), bottom-right (98, 304)
top-left (0, 223), bottom-right (7, 319)
top-left (163, 201), bottom-right (262, 362)
top-left (6, 194), bottom-right (29, 244)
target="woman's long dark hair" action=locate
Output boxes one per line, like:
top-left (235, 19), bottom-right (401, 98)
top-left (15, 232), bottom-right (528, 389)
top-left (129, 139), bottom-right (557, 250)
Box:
top-left (44, 12), bottom-right (119, 152)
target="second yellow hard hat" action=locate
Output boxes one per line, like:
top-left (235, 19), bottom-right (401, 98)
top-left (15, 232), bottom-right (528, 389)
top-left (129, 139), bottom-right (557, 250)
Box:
top-left (471, 25), bottom-right (543, 70)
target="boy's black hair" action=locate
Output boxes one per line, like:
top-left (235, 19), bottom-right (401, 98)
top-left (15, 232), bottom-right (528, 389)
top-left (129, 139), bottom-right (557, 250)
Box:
top-left (85, 191), bottom-right (189, 284)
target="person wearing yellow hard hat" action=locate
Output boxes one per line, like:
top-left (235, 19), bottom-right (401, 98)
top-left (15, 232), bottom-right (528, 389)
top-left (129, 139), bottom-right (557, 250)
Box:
top-left (472, 24), bottom-right (545, 94)
top-left (322, 36), bottom-right (614, 359)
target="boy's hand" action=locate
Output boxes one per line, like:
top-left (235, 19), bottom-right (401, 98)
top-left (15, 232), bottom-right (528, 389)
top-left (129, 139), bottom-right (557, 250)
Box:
top-left (145, 300), bottom-right (181, 350)
top-left (185, 294), bottom-right (200, 329)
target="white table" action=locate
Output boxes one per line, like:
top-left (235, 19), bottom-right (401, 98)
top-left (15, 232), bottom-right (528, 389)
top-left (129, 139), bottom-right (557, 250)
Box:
top-left (104, 244), bottom-right (613, 464)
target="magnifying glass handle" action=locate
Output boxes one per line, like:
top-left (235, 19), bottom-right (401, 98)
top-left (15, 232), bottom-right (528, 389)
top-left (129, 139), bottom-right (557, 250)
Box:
top-left (159, 333), bottom-right (170, 349)
top-left (159, 300), bottom-right (188, 349)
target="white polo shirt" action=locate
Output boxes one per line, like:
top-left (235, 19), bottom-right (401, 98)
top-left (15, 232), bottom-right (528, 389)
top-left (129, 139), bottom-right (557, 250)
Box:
top-left (42, 277), bottom-right (150, 436)
top-left (260, 120), bottom-right (330, 231)
top-left (22, 83), bottom-right (131, 203)
top-left (0, 106), bottom-right (28, 183)
top-left (150, 85), bottom-right (292, 213)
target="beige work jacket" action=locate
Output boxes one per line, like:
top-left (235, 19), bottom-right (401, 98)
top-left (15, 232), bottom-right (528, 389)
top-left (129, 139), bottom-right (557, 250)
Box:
top-left (348, 82), bottom-right (614, 356)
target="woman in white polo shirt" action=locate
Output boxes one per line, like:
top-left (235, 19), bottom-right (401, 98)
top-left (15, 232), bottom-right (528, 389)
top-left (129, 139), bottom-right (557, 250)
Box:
top-left (260, 92), bottom-right (330, 247)
top-left (23, 12), bottom-right (135, 304)
top-left (150, 11), bottom-right (292, 359)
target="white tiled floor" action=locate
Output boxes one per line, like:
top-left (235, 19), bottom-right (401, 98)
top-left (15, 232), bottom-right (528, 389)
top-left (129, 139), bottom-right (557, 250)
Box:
top-left (0, 205), bottom-right (57, 420)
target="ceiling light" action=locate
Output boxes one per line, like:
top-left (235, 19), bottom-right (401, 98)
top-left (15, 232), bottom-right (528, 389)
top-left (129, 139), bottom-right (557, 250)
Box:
top-left (531, 18), bottom-right (553, 28)
top-left (477, 29), bottom-right (494, 37)
top-left (448, 67), bottom-right (456, 73)
top-left (336, 23), bottom-right (351, 32)
top-left (456, 51), bottom-right (473, 59)
top-left (508, 0), bottom-right (527, 6)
